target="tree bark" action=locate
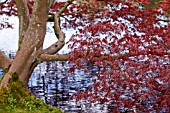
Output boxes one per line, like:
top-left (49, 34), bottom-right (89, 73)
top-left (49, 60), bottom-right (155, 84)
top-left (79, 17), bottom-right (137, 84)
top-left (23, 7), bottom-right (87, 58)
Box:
top-left (0, 0), bottom-right (50, 89)
top-left (0, 51), bottom-right (12, 70)
top-left (15, 0), bottom-right (29, 49)
top-left (0, 0), bottom-right (74, 90)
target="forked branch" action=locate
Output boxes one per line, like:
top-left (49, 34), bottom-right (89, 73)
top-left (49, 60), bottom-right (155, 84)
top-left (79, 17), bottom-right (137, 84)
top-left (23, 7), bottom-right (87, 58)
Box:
top-left (42, 0), bottom-right (74, 55)
top-left (0, 51), bottom-right (12, 70)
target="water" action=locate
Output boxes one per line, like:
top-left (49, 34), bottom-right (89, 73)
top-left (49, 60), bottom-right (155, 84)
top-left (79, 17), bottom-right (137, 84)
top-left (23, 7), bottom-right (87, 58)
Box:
top-left (0, 51), bottom-right (108, 113)
top-left (0, 16), bottom-right (72, 53)
top-left (0, 16), bottom-right (107, 112)
top-left (29, 61), bottom-right (107, 113)
top-left (1, 16), bottom-right (168, 113)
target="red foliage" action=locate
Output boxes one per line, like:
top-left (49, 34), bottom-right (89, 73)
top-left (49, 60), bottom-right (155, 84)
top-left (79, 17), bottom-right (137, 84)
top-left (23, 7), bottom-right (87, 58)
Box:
top-left (0, 0), bottom-right (170, 112)
top-left (67, 0), bottom-right (170, 112)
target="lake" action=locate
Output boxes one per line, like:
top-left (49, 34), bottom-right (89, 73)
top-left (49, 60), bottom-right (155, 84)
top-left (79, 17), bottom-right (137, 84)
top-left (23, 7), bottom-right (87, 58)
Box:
top-left (0, 16), bottom-right (108, 113)
top-left (1, 16), bottom-right (168, 113)
top-left (0, 50), bottom-right (109, 113)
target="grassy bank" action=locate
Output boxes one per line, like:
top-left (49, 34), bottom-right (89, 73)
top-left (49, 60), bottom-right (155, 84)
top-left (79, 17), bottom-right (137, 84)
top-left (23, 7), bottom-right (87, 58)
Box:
top-left (0, 74), bottom-right (63, 113)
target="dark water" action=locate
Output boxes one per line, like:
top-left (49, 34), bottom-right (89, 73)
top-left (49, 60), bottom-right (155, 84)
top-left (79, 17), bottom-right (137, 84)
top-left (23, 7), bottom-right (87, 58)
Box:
top-left (0, 51), bottom-right (108, 113)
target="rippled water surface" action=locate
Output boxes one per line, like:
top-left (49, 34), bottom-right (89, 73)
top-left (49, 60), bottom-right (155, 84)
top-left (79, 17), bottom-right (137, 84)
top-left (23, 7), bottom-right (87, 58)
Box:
top-left (0, 51), bottom-right (109, 113)
top-left (0, 17), bottom-right (108, 112)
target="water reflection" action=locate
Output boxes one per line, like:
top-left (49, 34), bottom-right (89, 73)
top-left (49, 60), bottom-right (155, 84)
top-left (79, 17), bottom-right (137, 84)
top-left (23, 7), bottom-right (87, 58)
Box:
top-left (29, 61), bottom-right (106, 113)
top-left (0, 51), bottom-right (108, 113)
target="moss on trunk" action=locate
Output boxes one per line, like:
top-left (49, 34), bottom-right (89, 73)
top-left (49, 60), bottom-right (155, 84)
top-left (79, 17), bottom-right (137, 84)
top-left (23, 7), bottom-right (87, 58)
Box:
top-left (0, 73), bottom-right (63, 113)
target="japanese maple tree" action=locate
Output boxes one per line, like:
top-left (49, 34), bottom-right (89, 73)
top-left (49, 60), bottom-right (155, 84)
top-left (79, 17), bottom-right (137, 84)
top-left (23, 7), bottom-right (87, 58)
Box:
top-left (67, 0), bottom-right (170, 112)
top-left (0, 0), bottom-right (169, 112)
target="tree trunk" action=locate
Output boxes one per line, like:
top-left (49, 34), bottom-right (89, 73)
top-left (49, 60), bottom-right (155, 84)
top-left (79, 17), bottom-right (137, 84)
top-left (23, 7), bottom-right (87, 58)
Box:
top-left (0, 0), bottom-right (72, 92)
top-left (0, 0), bottom-right (49, 89)
top-left (0, 46), bottom-right (41, 89)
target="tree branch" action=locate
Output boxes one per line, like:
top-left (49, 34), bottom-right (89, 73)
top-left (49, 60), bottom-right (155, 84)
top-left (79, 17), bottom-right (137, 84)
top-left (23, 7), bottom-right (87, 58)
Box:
top-left (0, 0), bottom-right (8, 5)
top-left (157, 19), bottom-right (170, 22)
top-left (42, 0), bottom-right (74, 54)
top-left (39, 54), bottom-right (69, 61)
top-left (0, 51), bottom-right (12, 70)
top-left (14, 0), bottom-right (29, 49)
top-left (57, 0), bottom-right (74, 16)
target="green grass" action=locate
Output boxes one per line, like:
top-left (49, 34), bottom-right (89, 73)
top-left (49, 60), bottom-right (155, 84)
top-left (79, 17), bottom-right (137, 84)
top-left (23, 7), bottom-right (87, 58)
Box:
top-left (0, 73), bottom-right (63, 113)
